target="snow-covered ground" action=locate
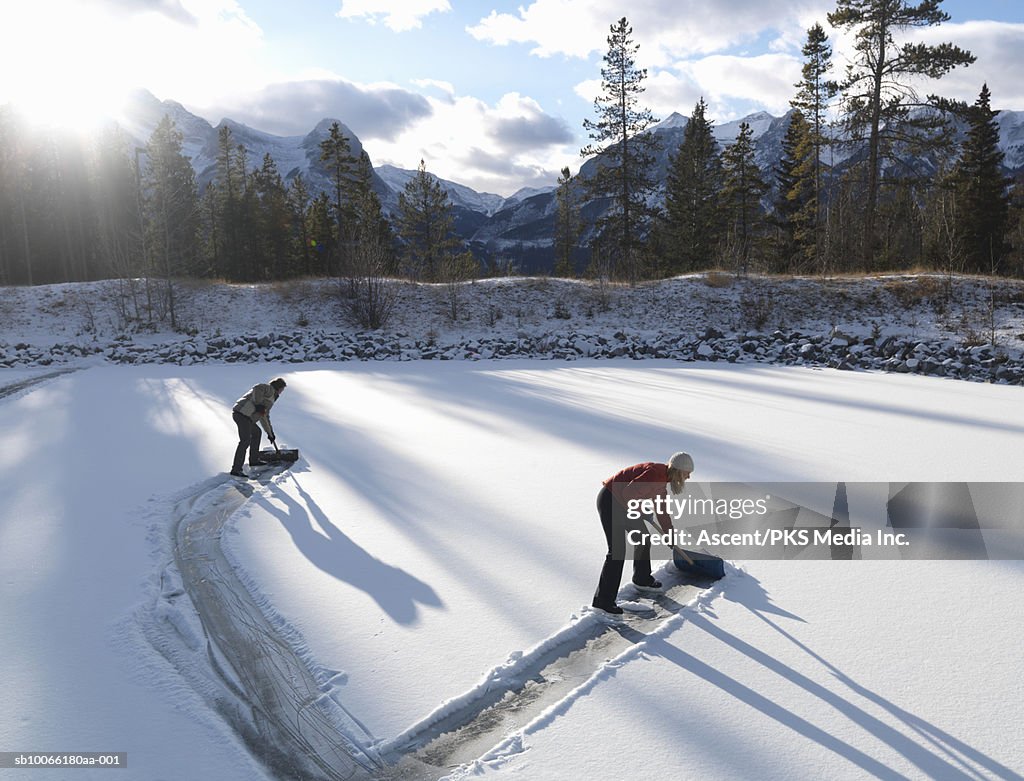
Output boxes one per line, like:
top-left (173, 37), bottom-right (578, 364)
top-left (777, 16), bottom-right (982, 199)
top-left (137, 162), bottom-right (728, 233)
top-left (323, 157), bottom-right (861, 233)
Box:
top-left (2, 273), bottom-right (1024, 352)
top-left (2, 278), bottom-right (1024, 780)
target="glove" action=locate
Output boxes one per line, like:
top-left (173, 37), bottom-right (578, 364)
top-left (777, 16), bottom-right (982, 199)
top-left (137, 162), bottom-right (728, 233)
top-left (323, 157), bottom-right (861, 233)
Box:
top-left (268, 434), bottom-right (276, 444)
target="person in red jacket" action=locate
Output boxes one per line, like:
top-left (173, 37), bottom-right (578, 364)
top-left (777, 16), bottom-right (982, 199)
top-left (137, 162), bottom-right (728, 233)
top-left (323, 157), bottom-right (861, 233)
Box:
top-left (592, 452), bottom-right (694, 615)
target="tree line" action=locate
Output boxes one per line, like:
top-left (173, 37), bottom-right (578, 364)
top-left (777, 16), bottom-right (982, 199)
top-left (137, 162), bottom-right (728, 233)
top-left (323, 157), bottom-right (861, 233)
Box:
top-left (574, 1), bottom-right (1023, 282)
top-left (1, 0), bottom-right (1023, 313)
top-left (0, 110), bottom-right (472, 325)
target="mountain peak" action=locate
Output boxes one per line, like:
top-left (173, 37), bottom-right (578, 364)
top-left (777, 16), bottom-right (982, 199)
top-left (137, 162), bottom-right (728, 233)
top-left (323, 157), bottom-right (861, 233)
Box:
top-left (654, 112), bottom-right (688, 131)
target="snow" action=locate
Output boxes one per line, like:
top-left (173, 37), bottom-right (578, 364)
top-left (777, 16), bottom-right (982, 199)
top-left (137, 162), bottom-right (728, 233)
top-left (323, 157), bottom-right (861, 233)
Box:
top-left (2, 279), bottom-right (1024, 780)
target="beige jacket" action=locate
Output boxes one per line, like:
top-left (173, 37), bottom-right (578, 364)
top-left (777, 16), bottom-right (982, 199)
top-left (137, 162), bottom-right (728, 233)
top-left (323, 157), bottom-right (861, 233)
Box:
top-left (233, 383), bottom-right (278, 439)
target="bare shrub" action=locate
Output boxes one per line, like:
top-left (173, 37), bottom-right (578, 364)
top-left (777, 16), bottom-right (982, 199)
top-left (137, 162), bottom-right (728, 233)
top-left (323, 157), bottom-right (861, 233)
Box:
top-left (345, 240), bottom-right (398, 330)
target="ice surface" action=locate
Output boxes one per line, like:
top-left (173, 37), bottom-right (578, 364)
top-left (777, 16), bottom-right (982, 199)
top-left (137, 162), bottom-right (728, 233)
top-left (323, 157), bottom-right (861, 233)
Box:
top-left (2, 354), bottom-right (1023, 780)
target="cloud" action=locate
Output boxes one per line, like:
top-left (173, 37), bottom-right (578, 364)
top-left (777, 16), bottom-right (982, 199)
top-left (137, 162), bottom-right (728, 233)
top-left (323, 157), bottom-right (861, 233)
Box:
top-left (96, 0), bottom-right (198, 25)
top-left (336, 0), bottom-right (451, 32)
top-left (213, 79), bottom-right (433, 141)
top-left (468, 0), bottom-right (832, 64)
top-left (486, 93), bottom-right (574, 152)
top-left (574, 52), bottom-right (802, 125)
top-left (675, 53), bottom-right (803, 117)
top-left (370, 91), bottom-right (578, 195)
top-left (410, 79), bottom-right (457, 103)
top-left (450, 146), bottom-right (557, 191)
top-left (907, 21), bottom-right (1024, 110)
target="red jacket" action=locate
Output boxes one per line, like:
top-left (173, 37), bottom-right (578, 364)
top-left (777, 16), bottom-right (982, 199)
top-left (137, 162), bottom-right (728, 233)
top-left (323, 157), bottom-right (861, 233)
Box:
top-left (604, 462), bottom-right (672, 531)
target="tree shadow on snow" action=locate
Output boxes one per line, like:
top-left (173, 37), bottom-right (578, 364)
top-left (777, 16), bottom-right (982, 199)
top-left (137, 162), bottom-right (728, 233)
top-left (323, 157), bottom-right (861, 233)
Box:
top-left (645, 572), bottom-right (1020, 780)
top-left (251, 471), bottom-right (443, 626)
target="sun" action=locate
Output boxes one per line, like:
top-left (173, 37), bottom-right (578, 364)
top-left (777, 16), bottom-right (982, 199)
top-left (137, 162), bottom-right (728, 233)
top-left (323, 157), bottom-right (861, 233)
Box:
top-left (0, 2), bottom-right (135, 132)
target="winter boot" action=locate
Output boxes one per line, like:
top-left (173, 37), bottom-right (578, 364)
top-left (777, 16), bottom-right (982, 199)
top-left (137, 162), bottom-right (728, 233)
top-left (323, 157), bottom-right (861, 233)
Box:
top-left (632, 576), bottom-right (663, 592)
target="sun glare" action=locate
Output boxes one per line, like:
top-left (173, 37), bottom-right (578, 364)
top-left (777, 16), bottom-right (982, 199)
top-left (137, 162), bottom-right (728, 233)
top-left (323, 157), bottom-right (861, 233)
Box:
top-left (1, 2), bottom-right (134, 132)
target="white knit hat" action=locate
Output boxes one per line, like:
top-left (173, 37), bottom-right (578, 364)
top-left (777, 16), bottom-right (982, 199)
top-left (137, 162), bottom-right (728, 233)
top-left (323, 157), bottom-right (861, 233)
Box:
top-left (669, 451), bottom-right (694, 472)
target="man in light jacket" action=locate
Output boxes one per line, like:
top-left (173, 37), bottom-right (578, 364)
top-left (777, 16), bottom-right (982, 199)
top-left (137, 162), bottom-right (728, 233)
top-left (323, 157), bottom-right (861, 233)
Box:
top-left (231, 377), bottom-right (287, 477)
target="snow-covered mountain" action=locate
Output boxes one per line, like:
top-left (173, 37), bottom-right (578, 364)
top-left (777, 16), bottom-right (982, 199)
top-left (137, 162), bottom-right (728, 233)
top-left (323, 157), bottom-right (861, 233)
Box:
top-left (121, 90), bottom-right (391, 203)
top-left (118, 90), bottom-right (1024, 273)
top-left (375, 164), bottom-right (507, 216)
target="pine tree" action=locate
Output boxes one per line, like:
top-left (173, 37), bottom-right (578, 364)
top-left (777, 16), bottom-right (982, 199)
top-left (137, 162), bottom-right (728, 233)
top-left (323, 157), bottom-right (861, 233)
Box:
top-left (581, 16), bottom-right (658, 282)
top-left (774, 111), bottom-right (818, 271)
top-left (553, 166), bottom-right (579, 277)
top-left (319, 121), bottom-right (357, 275)
top-left (306, 193), bottom-right (334, 276)
top-left (213, 125), bottom-right (245, 279)
top-left (663, 98), bottom-right (721, 272)
top-left (251, 152), bottom-right (291, 279)
top-left (954, 84), bottom-right (1011, 273)
top-left (720, 123), bottom-right (769, 275)
top-left (143, 114), bottom-right (199, 327)
top-left (395, 159), bottom-right (459, 281)
top-left (235, 143), bottom-right (258, 279)
top-left (790, 23), bottom-right (839, 257)
top-left (287, 174), bottom-right (313, 276)
top-left (351, 151), bottom-right (391, 248)
top-left (91, 126), bottom-right (143, 284)
top-left (346, 152), bottom-right (398, 329)
top-left (828, 0), bottom-right (975, 263)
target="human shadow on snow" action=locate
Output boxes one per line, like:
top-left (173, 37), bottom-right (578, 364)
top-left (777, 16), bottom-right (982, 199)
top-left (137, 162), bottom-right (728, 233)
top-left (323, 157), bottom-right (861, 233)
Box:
top-left (251, 469), bottom-right (443, 627)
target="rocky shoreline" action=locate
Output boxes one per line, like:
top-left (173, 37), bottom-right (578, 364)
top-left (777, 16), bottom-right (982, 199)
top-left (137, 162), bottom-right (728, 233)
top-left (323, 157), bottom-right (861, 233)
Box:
top-left (3, 326), bottom-right (1021, 385)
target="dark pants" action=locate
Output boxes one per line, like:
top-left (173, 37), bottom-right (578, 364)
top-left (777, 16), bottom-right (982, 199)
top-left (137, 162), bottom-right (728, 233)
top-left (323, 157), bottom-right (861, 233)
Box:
top-left (232, 411), bottom-right (262, 470)
top-left (593, 485), bottom-right (653, 607)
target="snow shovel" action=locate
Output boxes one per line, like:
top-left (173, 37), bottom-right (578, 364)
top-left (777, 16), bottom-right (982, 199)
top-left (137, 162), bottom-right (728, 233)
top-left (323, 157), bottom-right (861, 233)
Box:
top-left (643, 518), bottom-right (726, 580)
top-left (258, 440), bottom-right (300, 464)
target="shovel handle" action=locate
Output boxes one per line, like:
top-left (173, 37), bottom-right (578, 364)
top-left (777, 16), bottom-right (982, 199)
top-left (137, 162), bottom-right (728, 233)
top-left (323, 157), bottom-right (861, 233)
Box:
top-left (641, 517), bottom-right (696, 566)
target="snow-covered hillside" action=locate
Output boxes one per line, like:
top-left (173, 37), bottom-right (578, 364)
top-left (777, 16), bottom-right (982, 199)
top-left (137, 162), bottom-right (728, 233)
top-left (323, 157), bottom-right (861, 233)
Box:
top-left (2, 274), bottom-right (1023, 384)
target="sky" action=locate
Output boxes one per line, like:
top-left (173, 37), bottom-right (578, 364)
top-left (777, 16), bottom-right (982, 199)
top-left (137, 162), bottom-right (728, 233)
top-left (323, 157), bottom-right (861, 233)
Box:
top-left (1, 0), bottom-right (1023, 196)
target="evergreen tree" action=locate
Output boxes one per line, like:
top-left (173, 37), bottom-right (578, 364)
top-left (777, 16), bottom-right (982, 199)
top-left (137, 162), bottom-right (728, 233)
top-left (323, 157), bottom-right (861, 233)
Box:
top-left (553, 166), bottom-right (579, 277)
top-left (91, 126), bottom-right (143, 283)
top-left (213, 125), bottom-right (245, 279)
top-left (954, 83), bottom-right (1011, 273)
top-left (1008, 171), bottom-right (1024, 276)
top-left (287, 174), bottom-right (313, 276)
top-left (350, 150), bottom-right (391, 248)
top-left (395, 159), bottom-right (459, 281)
top-left (235, 143), bottom-right (258, 279)
top-left (345, 152), bottom-right (398, 328)
top-left (663, 98), bottom-right (721, 272)
top-left (199, 181), bottom-right (220, 278)
top-left (319, 121), bottom-right (357, 275)
top-left (790, 23), bottom-right (839, 257)
top-left (143, 114), bottom-right (199, 327)
top-left (306, 193), bottom-right (334, 276)
top-left (251, 152), bottom-right (291, 279)
top-left (581, 16), bottom-right (658, 281)
top-left (774, 111), bottom-right (818, 271)
top-left (720, 122), bottom-right (769, 275)
top-left (828, 0), bottom-right (975, 262)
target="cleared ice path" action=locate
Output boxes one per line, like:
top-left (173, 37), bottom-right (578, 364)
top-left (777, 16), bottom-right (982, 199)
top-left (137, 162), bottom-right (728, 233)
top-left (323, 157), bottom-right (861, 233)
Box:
top-left (155, 469), bottom-right (722, 780)
top-left (165, 471), bottom-right (387, 781)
